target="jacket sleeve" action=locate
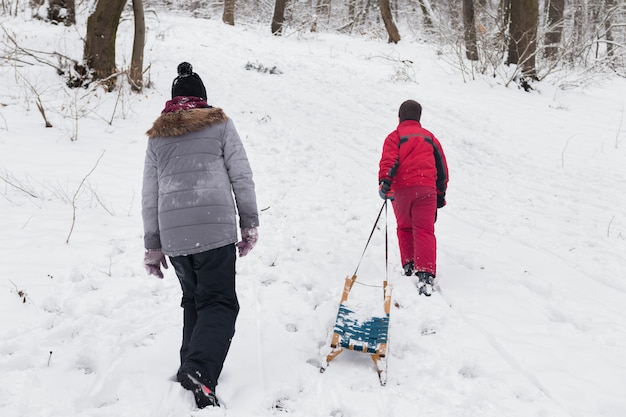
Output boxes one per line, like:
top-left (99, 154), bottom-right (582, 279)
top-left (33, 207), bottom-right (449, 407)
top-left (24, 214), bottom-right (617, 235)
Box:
top-left (432, 136), bottom-right (449, 198)
top-left (222, 119), bottom-right (259, 229)
top-left (378, 131), bottom-right (400, 183)
top-left (141, 141), bottom-right (162, 249)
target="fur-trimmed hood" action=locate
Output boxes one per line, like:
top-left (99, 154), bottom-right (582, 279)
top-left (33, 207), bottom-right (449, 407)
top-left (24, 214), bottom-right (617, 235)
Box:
top-left (146, 107), bottom-right (228, 139)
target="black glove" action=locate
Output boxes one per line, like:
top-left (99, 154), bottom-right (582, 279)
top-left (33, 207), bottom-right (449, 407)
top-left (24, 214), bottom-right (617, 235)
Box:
top-left (437, 192), bottom-right (446, 208)
top-left (379, 179), bottom-right (393, 200)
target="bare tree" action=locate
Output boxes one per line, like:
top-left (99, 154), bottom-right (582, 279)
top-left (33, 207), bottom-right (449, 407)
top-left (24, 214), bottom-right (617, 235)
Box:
top-left (83, 0), bottom-right (127, 91)
top-left (379, 0), bottom-right (400, 43)
top-left (417, 0), bottom-right (433, 29)
top-left (498, 0), bottom-right (511, 34)
top-left (130, 0), bottom-right (145, 91)
top-left (223, 0), bottom-right (235, 25)
top-left (604, 0), bottom-right (615, 58)
top-left (350, 0), bottom-right (375, 33)
top-left (272, 0), bottom-right (288, 35)
top-left (463, 0), bottom-right (478, 60)
top-left (571, 0), bottom-right (586, 54)
top-left (506, 0), bottom-right (538, 79)
top-left (544, 0), bottom-right (565, 59)
top-left (315, 0), bottom-right (331, 24)
top-left (348, 0), bottom-right (356, 23)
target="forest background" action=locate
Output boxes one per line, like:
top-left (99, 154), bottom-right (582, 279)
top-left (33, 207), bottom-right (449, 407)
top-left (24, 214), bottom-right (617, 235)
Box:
top-left (2, 0), bottom-right (624, 96)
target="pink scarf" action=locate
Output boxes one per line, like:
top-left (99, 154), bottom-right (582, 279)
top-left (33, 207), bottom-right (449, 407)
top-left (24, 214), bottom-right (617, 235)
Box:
top-left (162, 96), bottom-right (211, 113)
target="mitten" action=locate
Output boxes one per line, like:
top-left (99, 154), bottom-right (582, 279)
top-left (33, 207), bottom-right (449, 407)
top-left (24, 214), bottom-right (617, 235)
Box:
top-left (144, 248), bottom-right (168, 279)
top-left (236, 227), bottom-right (258, 257)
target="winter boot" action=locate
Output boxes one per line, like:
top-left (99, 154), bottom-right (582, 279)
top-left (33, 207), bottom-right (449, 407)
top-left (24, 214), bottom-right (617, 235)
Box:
top-left (415, 271), bottom-right (435, 296)
top-left (402, 261), bottom-right (414, 277)
top-left (178, 371), bottom-right (220, 408)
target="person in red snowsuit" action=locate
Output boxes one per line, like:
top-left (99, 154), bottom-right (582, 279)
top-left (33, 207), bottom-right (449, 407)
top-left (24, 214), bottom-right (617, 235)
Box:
top-left (378, 100), bottom-right (448, 295)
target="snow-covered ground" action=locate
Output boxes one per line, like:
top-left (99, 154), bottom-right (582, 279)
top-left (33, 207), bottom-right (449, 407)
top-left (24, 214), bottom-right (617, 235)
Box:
top-left (1, 12), bottom-right (626, 417)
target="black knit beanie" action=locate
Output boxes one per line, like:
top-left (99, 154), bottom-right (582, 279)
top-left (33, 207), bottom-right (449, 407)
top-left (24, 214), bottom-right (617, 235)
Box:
top-left (171, 62), bottom-right (207, 100)
top-left (398, 100), bottom-right (422, 122)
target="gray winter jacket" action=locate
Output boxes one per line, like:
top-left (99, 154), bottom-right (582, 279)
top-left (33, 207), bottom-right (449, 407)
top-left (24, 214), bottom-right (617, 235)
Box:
top-left (142, 107), bottom-right (258, 257)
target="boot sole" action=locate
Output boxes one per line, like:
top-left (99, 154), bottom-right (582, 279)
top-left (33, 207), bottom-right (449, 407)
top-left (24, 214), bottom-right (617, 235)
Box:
top-left (179, 373), bottom-right (219, 408)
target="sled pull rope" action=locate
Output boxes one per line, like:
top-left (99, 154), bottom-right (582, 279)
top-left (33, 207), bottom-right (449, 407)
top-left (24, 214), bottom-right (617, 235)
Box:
top-left (353, 200), bottom-right (388, 277)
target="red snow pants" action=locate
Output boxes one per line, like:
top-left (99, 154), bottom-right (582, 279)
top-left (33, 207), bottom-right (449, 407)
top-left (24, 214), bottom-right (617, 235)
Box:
top-left (391, 186), bottom-right (438, 276)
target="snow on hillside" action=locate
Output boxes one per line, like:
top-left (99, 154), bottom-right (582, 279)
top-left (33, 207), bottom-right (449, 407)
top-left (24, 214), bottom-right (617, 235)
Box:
top-left (1, 12), bottom-right (626, 417)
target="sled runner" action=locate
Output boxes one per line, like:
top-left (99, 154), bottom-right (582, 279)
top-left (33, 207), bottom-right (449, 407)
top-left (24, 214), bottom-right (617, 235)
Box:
top-left (320, 202), bottom-right (392, 386)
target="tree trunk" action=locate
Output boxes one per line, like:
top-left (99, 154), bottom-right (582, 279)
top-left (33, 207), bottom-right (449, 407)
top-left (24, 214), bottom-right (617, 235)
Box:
top-left (272, 0), bottom-right (287, 35)
top-left (463, 0), bottom-right (478, 60)
top-left (310, 0), bottom-right (331, 30)
top-left (315, 0), bottom-right (329, 15)
top-left (353, 0), bottom-right (375, 31)
top-left (604, 0), bottom-right (615, 57)
top-left (315, 0), bottom-right (331, 23)
top-left (498, 0), bottom-right (511, 34)
top-left (378, 0), bottom-right (401, 43)
top-left (417, 0), bottom-right (433, 29)
top-left (223, 0), bottom-right (235, 25)
top-left (47, 0), bottom-right (75, 26)
top-left (506, 0), bottom-right (538, 79)
top-left (130, 0), bottom-right (145, 92)
top-left (84, 0), bottom-right (128, 91)
top-left (544, 0), bottom-right (565, 59)
top-left (348, 0), bottom-right (356, 22)
top-left (571, 0), bottom-right (585, 56)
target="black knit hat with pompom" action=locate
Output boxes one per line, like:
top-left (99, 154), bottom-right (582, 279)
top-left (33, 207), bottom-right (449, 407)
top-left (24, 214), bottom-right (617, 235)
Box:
top-left (171, 62), bottom-right (207, 100)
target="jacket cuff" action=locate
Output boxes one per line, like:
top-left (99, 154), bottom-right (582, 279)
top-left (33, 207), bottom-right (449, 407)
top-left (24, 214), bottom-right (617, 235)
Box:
top-left (144, 234), bottom-right (162, 250)
top-left (239, 215), bottom-right (259, 229)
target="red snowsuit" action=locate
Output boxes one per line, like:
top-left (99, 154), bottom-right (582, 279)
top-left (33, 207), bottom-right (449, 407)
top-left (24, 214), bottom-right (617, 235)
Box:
top-left (378, 120), bottom-right (449, 276)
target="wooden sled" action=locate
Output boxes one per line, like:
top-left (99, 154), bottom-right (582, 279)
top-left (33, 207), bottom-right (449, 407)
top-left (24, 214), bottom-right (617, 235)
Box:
top-left (320, 274), bottom-right (393, 386)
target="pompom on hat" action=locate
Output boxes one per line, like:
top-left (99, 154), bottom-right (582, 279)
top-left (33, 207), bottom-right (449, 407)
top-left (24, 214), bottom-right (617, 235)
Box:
top-left (171, 62), bottom-right (207, 100)
top-left (398, 99), bottom-right (422, 122)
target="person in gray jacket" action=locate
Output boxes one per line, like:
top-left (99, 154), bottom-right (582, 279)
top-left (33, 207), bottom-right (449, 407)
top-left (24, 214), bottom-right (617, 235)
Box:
top-left (142, 62), bottom-right (259, 409)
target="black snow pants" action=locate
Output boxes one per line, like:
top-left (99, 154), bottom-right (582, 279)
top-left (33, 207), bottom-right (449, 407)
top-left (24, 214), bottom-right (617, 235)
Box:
top-left (170, 244), bottom-right (239, 391)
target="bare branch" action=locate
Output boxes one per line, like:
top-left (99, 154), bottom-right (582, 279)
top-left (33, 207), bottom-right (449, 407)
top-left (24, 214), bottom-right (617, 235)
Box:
top-left (66, 151), bottom-right (106, 244)
top-left (0, 171), bottom-right (39, 198)
top-left (1, 25), bottom-right (78, 73)
top-left (15, 71), bottom-right (53, 128)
